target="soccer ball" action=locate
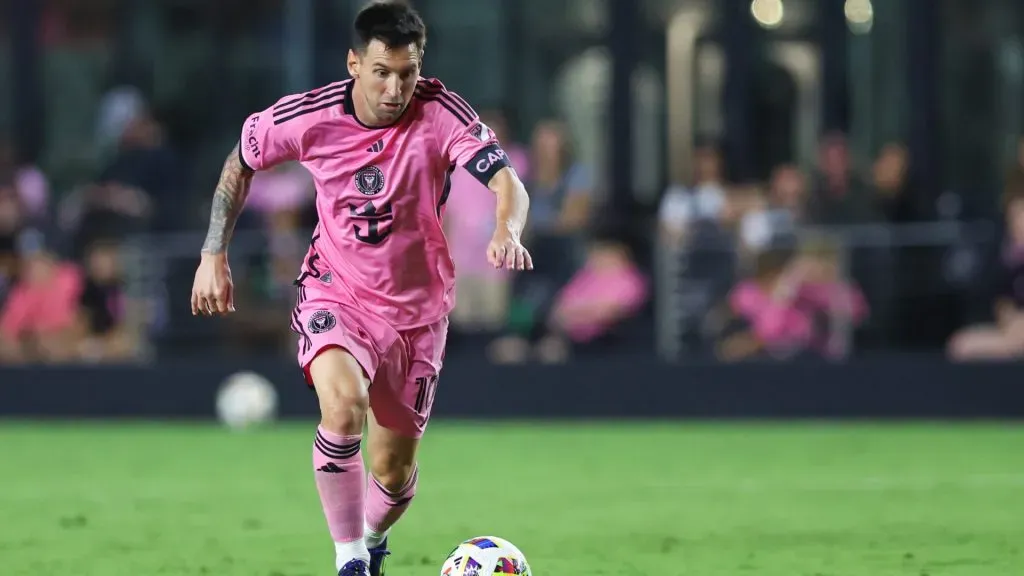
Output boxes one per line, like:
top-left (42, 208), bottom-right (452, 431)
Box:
top-left (440, 536), bottom-right (531, 575)
top-left (215, 371), bottom-right (278, 429)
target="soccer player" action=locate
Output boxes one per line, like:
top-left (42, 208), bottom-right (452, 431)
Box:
top-left (189, 3), bottom-right (532, 575)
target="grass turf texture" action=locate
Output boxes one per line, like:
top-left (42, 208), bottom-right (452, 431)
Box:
top-left (1, 421), bottom-right (1022, 575)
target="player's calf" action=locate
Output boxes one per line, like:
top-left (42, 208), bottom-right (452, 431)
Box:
top-left (308, 348), bottom-right (374, 572)
top-left (365, 464), bottom-right (418, 547)
top-left (365, 416), bottom-right (421, 552)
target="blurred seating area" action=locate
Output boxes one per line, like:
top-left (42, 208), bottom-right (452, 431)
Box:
top-left (1, 0), bottom-right (1023, 366)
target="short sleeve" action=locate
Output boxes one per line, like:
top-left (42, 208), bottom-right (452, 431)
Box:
top-left (238, 98), bottom-right (306, 171)
top-left (425, 82), bottom-right (511, 186)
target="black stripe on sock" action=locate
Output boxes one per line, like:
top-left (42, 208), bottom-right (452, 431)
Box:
top-left (315, 436), bottom-right (360, 460)
top-left (315, 432), bottom-right (361, 458)
top-left (316, 431), bottom-right (360, 451)
top-left (371, 466), bottom-right (418, 498)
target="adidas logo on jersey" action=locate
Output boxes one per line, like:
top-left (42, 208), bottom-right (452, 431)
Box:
top-left (366, 139), bottom-right (384, 153)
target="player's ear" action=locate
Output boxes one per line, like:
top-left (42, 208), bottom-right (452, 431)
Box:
top-left (347, 49), bottom-right (360, 78)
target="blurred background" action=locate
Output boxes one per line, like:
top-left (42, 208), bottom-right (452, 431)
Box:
top-left (0, 0), bottom-right (1023, 387)
top-left (2, 2), bottom-right (1023, 575)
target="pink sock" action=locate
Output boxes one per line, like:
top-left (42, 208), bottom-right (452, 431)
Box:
top-left (365, 465), bottom-right (419, 535)
top-left (313, 426), bottom-right (365, 543)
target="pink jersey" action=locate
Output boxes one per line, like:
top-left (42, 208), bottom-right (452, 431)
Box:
top-left (239, 78), bottom-right (509, 329)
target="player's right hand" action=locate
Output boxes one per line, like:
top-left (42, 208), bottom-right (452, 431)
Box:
top-left (191, 252), bottom-right (235, 316)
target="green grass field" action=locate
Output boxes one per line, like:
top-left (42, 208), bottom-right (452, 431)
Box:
top-left (1, 421), bottom-right (1022, 575)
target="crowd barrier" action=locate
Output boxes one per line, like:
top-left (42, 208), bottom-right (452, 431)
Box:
top-left (2, 355), bottom-right (1022, 420)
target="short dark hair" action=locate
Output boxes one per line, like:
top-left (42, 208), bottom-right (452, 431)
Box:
top-left (353, 1), bottom-right (427, 53)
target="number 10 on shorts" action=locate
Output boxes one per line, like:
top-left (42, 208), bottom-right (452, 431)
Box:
top-left (414, 375), bottom-right (438, 415)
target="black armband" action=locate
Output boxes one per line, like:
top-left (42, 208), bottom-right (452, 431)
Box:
top-left (238, 137), bottom-right (253, 171)
top-left (465, 143), bottom-right (511, 186)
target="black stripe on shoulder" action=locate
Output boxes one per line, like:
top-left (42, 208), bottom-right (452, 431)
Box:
top-left (274, 86), bottom-right (348, 119)
top-left (414, 84), bottom-right (476, 121)
top-left (413, 93), bottom-right (471, 126)
top-left (275, 79), bottom-right (352, 112)
top-left (274, 97), bottom-right (346, 125)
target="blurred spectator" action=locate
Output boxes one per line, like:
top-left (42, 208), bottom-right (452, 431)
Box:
top-left (539, 234), bottom-right (648, 362)
top-left (96, 100), bottom-right (184, 233)
top-left (948, 170), bottom-right (1024, 361)
top-left (248, 162), bottom-right (315, 298)
top-left (788, 237), bottom-right (869, 359)
top-left (0, 182), bottom-right (24, 307)
top-left (720, 238), bottom-right (867, 362)
top-left (719, 247), bottom-right (807, 361)
top-left (446, 111), bottom-right (528, 335)
top-left (0, 139), bottom-right (49, 220)
top-left (492, 228), bottom-right (648, 364)
top-left (872, 142), bottom-right (914, 222)
top-left (658, 139), bottom-right (726, 242)
top-left (492, 120), bottom-right (594, 359)
top-left (0, 230), bottom-right (83, 364)
top-left (806, 132), bottom-right (879, 224)
top-left (739, 164), bottom-right (807, 250)
top-left (59, 181), bottom-right (152, 258)
top-left (248, 162), bottom-right (315, 218)
top-left (524, 119), bottom-right (593, 249)
top-left (60, 90), bottom-right (183, 255)
top-left (76, 239), bottom-right (135, 363)
top-left (723, 184), bottom-right (769, 257)
top-left (95, 86), bottom-right (148, 162)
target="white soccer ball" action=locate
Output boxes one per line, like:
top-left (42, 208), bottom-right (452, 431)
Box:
top-left (440, 536), bottom-right (531, 576)
top-left (215, 371), bottom-right (278, 429)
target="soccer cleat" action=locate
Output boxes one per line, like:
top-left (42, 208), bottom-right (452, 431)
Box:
top-left (338, 559), bottom-right (370, 576)
top-left (368, 538), bottom-right (390, 576)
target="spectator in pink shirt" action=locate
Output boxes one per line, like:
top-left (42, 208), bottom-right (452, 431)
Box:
top-left (0, 230), bottom-right (84, 364)
top-left (721, 240), bottom-right (867, 361)
top-left (445, 110), bottom-right (529, 334)
top-left (546, 236), bottom-right (647, 346)
top-left (491, 227), bottom-right (648, 364)
top-left (790, 239), bottom-right (868, 358)
top-left (722, 248), bottom-right (811, 361)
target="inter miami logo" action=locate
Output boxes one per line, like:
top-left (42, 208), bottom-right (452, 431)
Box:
top-left (307, 310), bottom-right (336, 334)
top-left (469, 122), bottom-right (491, 142)
top-left (354, 165), bottom-right (385, 196)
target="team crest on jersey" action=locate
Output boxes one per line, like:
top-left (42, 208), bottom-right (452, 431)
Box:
top-left (319, 271), bottom-right (333, 285)
top-left (354, 165), bottom-right (385, 196)
top-left (307, 310), bottom-right (337, 334)
top-left (469, 122), bottom-right (491, 142)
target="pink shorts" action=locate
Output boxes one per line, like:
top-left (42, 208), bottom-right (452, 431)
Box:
top-left (292, 283), bottom-right (448, 438)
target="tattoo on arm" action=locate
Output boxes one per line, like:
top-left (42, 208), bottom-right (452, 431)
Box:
top-left (202, 144), bottom-right (254, 254)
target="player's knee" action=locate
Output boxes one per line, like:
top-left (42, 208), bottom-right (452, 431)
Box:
top-left (370, 454), bottom-right (417, 493)
top-left (319, 381), bottom-right (369, 433)
top-left (310, 351), bottom-right (370, 434)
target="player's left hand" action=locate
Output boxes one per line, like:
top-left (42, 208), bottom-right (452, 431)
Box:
top-left (487, 228), bottom-right (533, 271)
